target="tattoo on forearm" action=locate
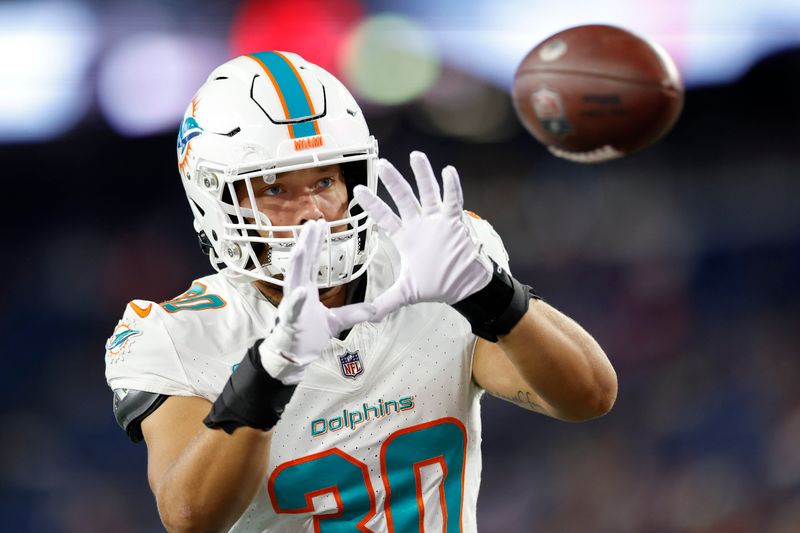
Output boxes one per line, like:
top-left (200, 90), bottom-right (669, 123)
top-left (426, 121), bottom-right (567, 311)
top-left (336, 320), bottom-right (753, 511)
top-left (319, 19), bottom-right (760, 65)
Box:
top-left (490, 390), bottom-right (543, 411)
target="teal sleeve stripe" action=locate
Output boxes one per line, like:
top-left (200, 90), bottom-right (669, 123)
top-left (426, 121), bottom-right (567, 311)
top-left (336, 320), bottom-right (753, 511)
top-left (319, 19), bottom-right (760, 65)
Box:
top-left (249, 51), bottom-right (318, 139)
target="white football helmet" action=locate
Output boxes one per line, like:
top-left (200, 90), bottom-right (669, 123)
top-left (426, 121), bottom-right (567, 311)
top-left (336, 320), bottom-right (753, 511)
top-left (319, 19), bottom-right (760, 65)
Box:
top-left (177, 51), bottom-right (379, 288)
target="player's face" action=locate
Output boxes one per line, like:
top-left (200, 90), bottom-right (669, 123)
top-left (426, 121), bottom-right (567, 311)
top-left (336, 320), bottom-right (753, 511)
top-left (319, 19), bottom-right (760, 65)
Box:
top-left (236, 164), bottom-right (348, 237)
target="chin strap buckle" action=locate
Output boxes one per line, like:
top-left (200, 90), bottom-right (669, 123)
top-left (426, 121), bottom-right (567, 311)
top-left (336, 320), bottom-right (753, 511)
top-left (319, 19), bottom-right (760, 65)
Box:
top-left (198, 230), bottom-right (214, 256)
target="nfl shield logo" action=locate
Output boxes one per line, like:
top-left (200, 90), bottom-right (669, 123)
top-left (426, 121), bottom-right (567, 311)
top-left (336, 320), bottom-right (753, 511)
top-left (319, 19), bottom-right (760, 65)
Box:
top-left (531, 87), bottom-right (572, 135)
top-left (339, 351), bottom-right (364, 379)
top-left (532, 87), bottom-right (564, 119)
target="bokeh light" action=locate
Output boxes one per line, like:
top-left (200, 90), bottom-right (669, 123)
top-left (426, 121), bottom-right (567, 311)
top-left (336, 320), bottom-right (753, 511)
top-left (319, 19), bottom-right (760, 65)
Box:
top-left (340, 14), bottom-right (440, 105)
top-left (97, 34), bottom-right (227, 137)
top-left (230, 0), bottom-right (364, 75)
top-left (418, 69), bottom-right (519, 142)
top-left (0, 1), bottom-right (96, 142)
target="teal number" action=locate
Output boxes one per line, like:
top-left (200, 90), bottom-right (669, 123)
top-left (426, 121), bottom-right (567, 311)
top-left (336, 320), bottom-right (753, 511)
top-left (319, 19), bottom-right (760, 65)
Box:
top-left (268, 417), bottom-right (466, 533)
top-left (268, 448), bottom-right (376, 532)
top-left (161, 282), bottom-right (226, 313)
top-left (381, 418), bottom-right (466, 533)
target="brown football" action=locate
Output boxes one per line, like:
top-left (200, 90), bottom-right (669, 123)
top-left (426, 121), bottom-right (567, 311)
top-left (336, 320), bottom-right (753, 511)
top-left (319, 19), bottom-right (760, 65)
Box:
top-left (512, 24), bottom-right (684, 163)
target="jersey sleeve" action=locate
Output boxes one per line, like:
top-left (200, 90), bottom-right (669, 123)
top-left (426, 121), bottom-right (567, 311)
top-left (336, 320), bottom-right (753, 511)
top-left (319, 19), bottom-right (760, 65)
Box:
top-left (462, 211), bottom-right (511, 273)
top-left (104, 299), bottom-right (197, 396)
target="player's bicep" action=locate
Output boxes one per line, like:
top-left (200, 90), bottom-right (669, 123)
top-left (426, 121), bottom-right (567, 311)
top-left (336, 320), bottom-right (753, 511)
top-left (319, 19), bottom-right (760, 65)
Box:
top-left (472, 337), bottom-right (555, 417)
top-left (140, 395), bottom-right (212, 494)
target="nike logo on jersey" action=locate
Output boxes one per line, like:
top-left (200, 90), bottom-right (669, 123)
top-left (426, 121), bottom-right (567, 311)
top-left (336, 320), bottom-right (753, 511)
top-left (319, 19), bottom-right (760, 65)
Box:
top-left (129, 302), bottom-right (152, 318)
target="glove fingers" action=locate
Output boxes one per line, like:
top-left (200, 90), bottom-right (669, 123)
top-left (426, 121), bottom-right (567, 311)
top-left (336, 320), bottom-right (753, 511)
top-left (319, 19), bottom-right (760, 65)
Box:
top-left (353, 185), bottom-right (402, 235)
top-left (329, 302), bottom-right (376, 334)
top-left (304, 219), bottom-right (326, 283)
top-left (290, 220), bottom-right (324, 288)
top-left (279, 285), bottom-right (308, 324)
top-left (369, 286), bottom-right (407, 323)
top-left (410, 151), bottom-right (442, 215)
top-left (285, 227), bottom-right (310, 291)
top-left (378, 159), bottom-right (420, 220)
top-left (442, 165), bottom-right (464, 218)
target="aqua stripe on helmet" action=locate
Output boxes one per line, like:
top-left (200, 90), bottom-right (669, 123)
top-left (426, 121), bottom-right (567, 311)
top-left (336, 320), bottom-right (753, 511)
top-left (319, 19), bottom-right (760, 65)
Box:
top-left (249, 51), bottom-right (319, 139)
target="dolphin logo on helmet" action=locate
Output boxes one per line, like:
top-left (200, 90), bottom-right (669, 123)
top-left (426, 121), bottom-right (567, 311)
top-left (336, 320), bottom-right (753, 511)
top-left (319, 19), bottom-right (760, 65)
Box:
top-left (177, 117), bottom-right (204, 153)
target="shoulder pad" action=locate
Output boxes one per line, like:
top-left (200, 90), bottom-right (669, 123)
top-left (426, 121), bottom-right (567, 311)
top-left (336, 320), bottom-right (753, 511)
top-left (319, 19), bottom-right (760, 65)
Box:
top-left (112, 389), bottom-right (168, 443)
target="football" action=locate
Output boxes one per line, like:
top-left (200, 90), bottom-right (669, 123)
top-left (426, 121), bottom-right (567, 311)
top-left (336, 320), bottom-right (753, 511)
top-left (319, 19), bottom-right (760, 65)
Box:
top-left (512, 24), bottom-right (684, 163)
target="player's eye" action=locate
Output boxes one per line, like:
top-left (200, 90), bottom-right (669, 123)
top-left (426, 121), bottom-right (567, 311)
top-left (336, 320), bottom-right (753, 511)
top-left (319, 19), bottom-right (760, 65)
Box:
top-left (318, 177), bottom-right (334, 189)
top-left (262, 185), bottom-right (283, 197)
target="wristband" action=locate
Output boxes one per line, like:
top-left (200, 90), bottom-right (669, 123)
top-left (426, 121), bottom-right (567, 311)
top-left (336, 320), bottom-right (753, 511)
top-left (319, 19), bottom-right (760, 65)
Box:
top-left (451, 259), bottom-right (537, 342)
top-left (204, 339), bottom-right (297, 433)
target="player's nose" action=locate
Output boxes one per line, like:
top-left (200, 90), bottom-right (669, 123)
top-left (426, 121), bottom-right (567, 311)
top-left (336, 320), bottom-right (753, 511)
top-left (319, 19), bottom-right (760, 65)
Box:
top-left (295, 193), bottom-right (325, 225)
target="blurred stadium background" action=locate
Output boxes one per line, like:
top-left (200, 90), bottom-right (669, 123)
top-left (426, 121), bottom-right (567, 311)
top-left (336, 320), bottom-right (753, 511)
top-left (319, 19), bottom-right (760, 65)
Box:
top-left (2, 0), bottom-right (800, 531)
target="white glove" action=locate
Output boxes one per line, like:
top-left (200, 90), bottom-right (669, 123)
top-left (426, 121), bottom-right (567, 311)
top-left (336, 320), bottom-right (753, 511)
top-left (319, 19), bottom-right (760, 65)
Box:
top-left (259, 219), bottom-right (375, 384)
top-left (353, 151), bottom-right (493, 321)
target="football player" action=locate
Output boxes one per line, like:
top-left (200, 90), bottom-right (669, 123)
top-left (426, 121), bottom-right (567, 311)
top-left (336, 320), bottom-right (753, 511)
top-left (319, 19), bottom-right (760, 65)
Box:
top-left (105, 51), bottom-right (617, 532)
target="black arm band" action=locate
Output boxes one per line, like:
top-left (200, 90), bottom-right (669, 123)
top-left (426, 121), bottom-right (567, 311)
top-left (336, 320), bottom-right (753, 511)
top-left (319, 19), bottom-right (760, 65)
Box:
top-left (204, 339), bottom-right (297, 434)
top-left (452, 259), bottom-right (538, 342)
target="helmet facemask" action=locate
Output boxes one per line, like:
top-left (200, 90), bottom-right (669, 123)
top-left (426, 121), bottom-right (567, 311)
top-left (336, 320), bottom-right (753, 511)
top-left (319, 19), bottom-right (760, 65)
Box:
top-left (179, 51), bottom-right (380, 289)
top-left (191, 141), bottom-right (378, 288)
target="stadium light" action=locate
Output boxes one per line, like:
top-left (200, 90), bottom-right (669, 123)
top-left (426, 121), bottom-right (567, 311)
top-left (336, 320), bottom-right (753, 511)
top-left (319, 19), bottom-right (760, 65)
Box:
top-left (0, 2), bottom-right (96, 142)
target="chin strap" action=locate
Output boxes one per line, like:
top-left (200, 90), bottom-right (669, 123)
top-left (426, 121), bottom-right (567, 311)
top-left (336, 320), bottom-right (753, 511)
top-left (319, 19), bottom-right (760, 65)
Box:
top-left (197, 230), bottom-right (214, 256)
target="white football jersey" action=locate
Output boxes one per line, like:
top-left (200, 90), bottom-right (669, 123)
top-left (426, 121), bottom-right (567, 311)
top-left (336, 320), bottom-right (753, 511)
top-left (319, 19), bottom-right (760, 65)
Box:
top-left (105, 215), bottom-right (511, 533)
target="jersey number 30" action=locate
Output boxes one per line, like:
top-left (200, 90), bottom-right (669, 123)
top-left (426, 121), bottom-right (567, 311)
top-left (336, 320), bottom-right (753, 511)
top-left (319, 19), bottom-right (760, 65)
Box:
top-left (161, 282), bottom-right (226, 313)
top-left (268, 417), bottom-right (466, 532)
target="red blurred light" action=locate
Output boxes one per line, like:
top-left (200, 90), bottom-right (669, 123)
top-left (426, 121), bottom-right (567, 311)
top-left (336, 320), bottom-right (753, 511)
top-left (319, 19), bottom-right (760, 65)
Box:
top-left (230, 0), bottom-right (364, 75)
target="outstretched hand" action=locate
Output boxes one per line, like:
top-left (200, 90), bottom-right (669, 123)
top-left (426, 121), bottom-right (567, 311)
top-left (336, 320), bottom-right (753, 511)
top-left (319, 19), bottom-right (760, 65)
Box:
top-left (259, 219), bottom-right (375, 384)
top-left (353, 151), bottom-right (492, 322)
